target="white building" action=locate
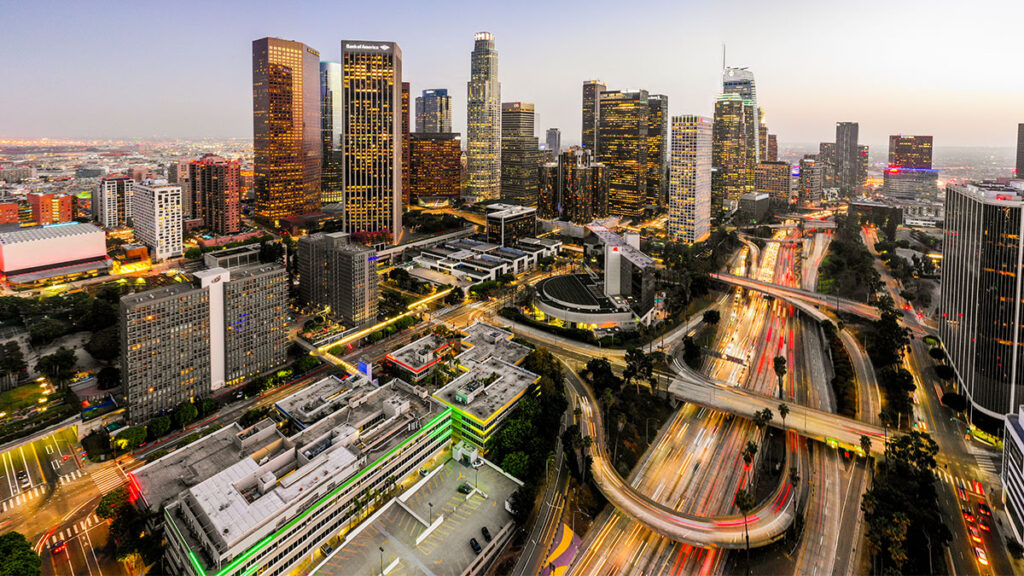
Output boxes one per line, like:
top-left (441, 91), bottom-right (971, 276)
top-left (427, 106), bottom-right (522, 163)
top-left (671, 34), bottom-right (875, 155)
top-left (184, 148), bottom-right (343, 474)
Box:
top-left (1004, 406), bottom-right (1024, 544)
top-left (668, 115), bottom-right (712, 243)
top-left (94, 174), bottom-right (135, 228)
top-left (133, 179), bottom-right (183, 261)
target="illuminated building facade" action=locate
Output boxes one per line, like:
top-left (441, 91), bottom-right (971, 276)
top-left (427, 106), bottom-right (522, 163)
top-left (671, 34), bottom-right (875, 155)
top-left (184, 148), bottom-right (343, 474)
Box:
top-left (500, 102), bottom-right (542, 206)
top-left (320, 61), bottom-right (344, 204)
top-left (835, 121), bottom-right (862, 195)
top-left (486, 204), bottom-right (536, 247)
top-left (940, 181), bottom-right (1024, 421)
top-left (581, 80), bottom-right (605, 152)
top-left (409, 133), bottom-right (462, 205)
top-left (133, 180), bottom-right (183, 261)
top-left (466, 32), bottom-right (501, 203)
top-left (798, 156), bottom-right (822, 206)
top-left (401, 81), bottom-right (410, 210)
top-left (94, 174), bottom-right (135, 228)
top-left (188, 154), bottom-right (241, 234)
top-left (598, 90), bottom-right (648, 219)
top-left (340, 40), bottom-right (403, 240)
top-left (711, 93), bottom-right (755, 214)
top-left (767, 134), bottom-right (778, 162)
top-left (722, 67), bottom-right (759, 159)
top-left (646, 94), bottom-right (669, 207)
top-left (27, 193), bottom-right (73, 225)
top-left (668, 115), bottom-right (712, 243)
top-left (252, 37), bottom-right (322, 223)
top-left (884, 135), bottom-right (936, 203)
top-left (538, 148), bottom-right (608, 223)
top-left (755, 161), bottom-right (791, 205)
top-left (415, 89), bottom-right (452, 133)
top-left (297, 231), bottom-right (378, 326)
top-left (888, 135), bottom-right (933, 169)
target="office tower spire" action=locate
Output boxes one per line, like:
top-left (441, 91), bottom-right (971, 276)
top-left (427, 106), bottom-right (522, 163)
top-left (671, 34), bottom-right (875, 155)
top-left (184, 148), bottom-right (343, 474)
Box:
top-left (467, 32), bottom-right (501, 203)
top-left (252, 37), bottom-right (322, 223)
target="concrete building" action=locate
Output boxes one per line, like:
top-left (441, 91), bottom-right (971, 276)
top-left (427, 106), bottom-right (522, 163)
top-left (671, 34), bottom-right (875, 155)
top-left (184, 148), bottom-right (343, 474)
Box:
top-left (939, 181), bottom-right (1024, 421)
top-left (545, 128), bottom-right (561, 159)
top-left (252, 37), bottom-right (322, 222)
top-left (339, 40), bottom-right (403, 239)
top-left (409, 133), bottom-right (462, 206)
top-left (538, 148), bottom-right (608, 224)
top-left (767, 134), bottom-right (778, 162)
top-left (26, 193), bottom-right (73, 225)
top-left (135, 376), bottom-right (450, 576)
top-left (133, 179), bottom-right (184, 261)
top-left (739, 192), bottom-right (770, 221)
top-left (189, 154), bottom-right (242, 234)
top-left (0, 222), bottom-right (109, 286)
top-left (94, 174), bottom-right (135, 228)
top-left (485, 203), bottom-right (536, 247)
top-left (581, 80), bottom-right (605, 152)
top-left (414, 236), bottom-right (559, 283)
top-left (646, 94), bottom-right (669, 208)
top-left (415, 89), bottom-right (452, 133)
top-left (711, 93), bottom-right (756, 215)
top-left (466, 32), bottom-right (501, 203)
top-left (385, 333), bottom-right (454, 384)
top-left (500, 102), bottom-right (542, 206)
top-left (668, 115), bottom-right (712, 244)
top-left (835, 121), bottom-right (863, 195)
top-left (798, 156), bottom-right (823, 206)
top-left (297, 232), bottom-right (378, 327)
top-left (755, 161), bottom-right (792, 205)
top-left (120, 264), bottom-right (289, 423)
top-left (1003, 405), bottom-right (1024, 544)
top-left (320, 61), bottom-right (344, 205)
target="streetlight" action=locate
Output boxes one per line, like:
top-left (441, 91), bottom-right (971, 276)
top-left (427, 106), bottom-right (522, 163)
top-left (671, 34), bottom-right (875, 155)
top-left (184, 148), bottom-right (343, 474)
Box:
top-left (428, 501), bottom-right (433, 524)
top-left (379, 546), bottom-right (384, 576)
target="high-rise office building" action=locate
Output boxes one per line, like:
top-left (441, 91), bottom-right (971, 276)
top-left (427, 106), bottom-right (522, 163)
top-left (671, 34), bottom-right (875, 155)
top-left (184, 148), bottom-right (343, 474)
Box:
top-left (466, 32), bottom-right (501, 203)
top-left (712, 93), bottom-right (756, 214)
top-left (888, 135), bottom-right (933, 168)
top-left (188, 154), bottom-right (241, 234)
top-left (133, 180), bottom-right (184, 261)
top-left (940, 181), bottom-right (1024, 420)
top-left (798, 156), bottom-right (823, 206)
top-left (1017, 124), bottom-right (1024, 177)
top-left (320, 61), bottom-right (344, 204)
top-left (500, 102), bottom-right (542, 206)
top-left (722, 67), bottom-right (759, 159)
top-left (818, 141), bottom-right (838, 190)
top-left (885, 135), bottom-right (937, 203)
top-left (409, 133), bottom-right (462, 205)
top-left (755, 161), bottom-right (791, 205)
top-left (486, 204), bottom-right (536, 246)
top-left (647, 94), bottom-right (669, 207)
top-left (94, 174), bottom-right (135, 228)
top-left (582, 80), bottom-right (606, 152)
top-left (415, 89), bottom-right (452, 133)
top-left (668, 115), bottom-right (712, 244)
top-left (598, 90), bottom-right (648, 219)
top-left (545, 128), bottom-right (561, 159)
top-left (538, 148), bottom-right (608, 223)
top-left (252, 37), bottom-right (322, 222)
top-left (27, 193), bottom-right (73, 225)
top-left (297, 232), bottom-right (378, 327)
top-left (835, 121), bottom-right (862, 195)
top-left (402, 81), bottom-right (410, 210)
top-left (339, 40), bottom-right (403, 239)
top-left (120, 263), bottom-right (288, 423)
top-left (767, 134), bottom-right (778, 162)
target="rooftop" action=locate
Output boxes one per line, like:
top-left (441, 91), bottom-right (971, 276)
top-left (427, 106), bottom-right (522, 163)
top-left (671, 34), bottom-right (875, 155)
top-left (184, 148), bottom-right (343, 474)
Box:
top-left (0, 222), bottom-right (104, 245)
top-left (274, 373), bottom-right (375, 427)
top-left (486, 204), bottom-right (536, 219)
top-left (536, 274), bottom-right (632, 314)
top-left (385, 333), bottom-right (452, 375)
top-left (458, 321), bottom-right (531, 368)
top-left (434, 356), bottom-right (538, 424)
top-left (586, 224), bottom-right (654, 269)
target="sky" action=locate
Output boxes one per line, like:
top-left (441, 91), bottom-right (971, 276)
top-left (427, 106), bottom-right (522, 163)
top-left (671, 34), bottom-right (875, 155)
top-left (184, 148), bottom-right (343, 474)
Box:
top-left (1, 0), bottom-right (1023, 149)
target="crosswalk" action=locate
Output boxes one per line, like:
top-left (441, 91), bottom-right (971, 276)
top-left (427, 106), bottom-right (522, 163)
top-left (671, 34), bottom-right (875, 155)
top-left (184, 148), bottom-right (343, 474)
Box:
top-left (0, 485), bottom-right (44, 512)
top-left (967, 445), bottom-right (1001, 476)
top-left (57, 469), bottom-right (86, 485)
top-left (48, 513), bottom-right (103, 545)
top-left (91, 465), bottom-right (127, 494)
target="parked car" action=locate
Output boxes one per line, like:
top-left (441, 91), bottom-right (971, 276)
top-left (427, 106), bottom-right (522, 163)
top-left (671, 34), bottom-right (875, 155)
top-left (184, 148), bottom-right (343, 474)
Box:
top-left (470, 538), bottom-right (482, 555)
top-left (481, 526), bottom-right (492, 543)
top-left (457, 483), bottom-right (473, 495)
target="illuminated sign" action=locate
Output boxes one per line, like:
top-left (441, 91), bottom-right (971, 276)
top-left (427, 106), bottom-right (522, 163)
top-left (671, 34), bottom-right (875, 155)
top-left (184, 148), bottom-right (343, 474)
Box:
top-left (368, 255), bottom-right (380, 263)
top-left (345, 43), bottom-right (391, 51)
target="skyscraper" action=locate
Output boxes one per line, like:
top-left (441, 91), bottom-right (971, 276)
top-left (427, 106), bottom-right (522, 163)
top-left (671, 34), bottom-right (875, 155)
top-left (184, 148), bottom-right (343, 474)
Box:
top-left (598, 90), bottom-right (648, 219)
top-left (1017, 124), bottom-right (1024, 177)
top-left (538, 148), bottom-right (608, 223)
top-left (133, 179), bottom-right (183, 261)
top-left (409, 133), bottom-right (462, 206)
top-left (582, 80), bottom-right (606, 152)
top-left (712, 93), bottom-right (755, 214)
top-left (668, 115), bottom-right (712, 244)
top-left (402, 81), bottom-right (411, 210)
top-left (500, 102), bottom-right (542, 206)
top-left (722, 67), bottom-right (759, 159)
top-left (646, 94), bottom-right (669, 207)
top-left (298, 232), bottom-right (378, 327)
top-left (835, 121), bottom-right (862, 195)
top-left (767, 134), bottom-right (778, 162)
top-left (94, 174), bottom-right (134, 228)
top-left (940, 181), bottom-right (1024, 420)
top-left (755, 161), bottom-right (791, 205)
top-left (467, 32), bottom-right (501, 203)
top-left (818, 141), bottom-right (838, 190)
top-left (415, 89), bottom-right (452, 133)
top-left (545, 128), bottom-right (561, 158)
top-left (888, 135), bottom-right (933, 168)
top-left (798, 156), bottom-right (822, 206)
top-left (340, 40), bottom-right (403, 240)
top-left (320, 61), bottom-right (344, 204)
top-left (885, 135), bottom-right (937, 202)
top-left (188, 154), bottom-right (241, 234)
top-left (252, 37), bottom-right (321, 223)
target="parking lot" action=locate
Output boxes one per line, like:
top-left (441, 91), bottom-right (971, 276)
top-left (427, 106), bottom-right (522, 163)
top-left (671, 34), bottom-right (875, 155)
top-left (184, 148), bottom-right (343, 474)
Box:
top-left (315, 458), bottom-right (519, 576)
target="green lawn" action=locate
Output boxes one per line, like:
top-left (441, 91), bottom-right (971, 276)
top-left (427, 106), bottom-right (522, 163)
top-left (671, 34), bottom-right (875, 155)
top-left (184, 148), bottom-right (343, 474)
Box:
top-left (0, 383), bottom-right (46, 414)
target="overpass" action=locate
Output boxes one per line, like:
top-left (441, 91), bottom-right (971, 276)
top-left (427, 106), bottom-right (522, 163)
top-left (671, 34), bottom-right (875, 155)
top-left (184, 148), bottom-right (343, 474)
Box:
top-left (565, 368), bottom-right (804, 549)
top-left (741, 221), bottom-right (836, 231)
top-left (711, 272), bottom-right (881, 322)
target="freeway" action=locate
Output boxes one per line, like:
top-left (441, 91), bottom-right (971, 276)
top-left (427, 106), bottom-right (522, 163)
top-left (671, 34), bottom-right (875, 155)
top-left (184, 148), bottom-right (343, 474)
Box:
top-left (711, 272), bottom-right (882, 322)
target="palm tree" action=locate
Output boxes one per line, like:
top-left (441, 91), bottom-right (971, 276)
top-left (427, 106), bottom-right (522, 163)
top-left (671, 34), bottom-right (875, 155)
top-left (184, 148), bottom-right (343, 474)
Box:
top-left (777, 403), bottom-right (789, 431)
top-left (735, 488), bottom-right (756, 576)
top-left (742, 441), bottom-right (759, 485)
top-left (581, 435), bottom-right (593, 484)
top-left (773, 355), bottom-right (787, 399)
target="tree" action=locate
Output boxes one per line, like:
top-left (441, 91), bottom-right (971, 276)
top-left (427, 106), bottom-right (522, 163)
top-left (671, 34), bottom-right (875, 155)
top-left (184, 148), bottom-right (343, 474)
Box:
top-left (35, 347), bottom-right (77, 389)
top-left (0, 342), bottom-right (26, 388)
top-left (114, 426), bottom-right (147, 451)
top-left (0, 531), bottom-right (41, 576)
top-left (28, 317), bottom-right (68, 346)
top-left (927, 347), bottom-right (946, 362)
top-left (97, 486), bottom-right (132, 520)
top-left (147, 415), bottom-right (172, 440)
top-left (860, 435), bottom-right (872, 458)
top-left (501, 451), bottom-right (530, 479)
top-left (777, 403), bottom-right (789, 430)
top-left (174, 402), bottom-right (198, 428)
top-left (734, 488), bottom-right (756, 576)
top-left (682, 336), bottom-right (702, 369)
top-left (941, 392), bottom-right (967, 412)
top-left (445, 286), bottom-right (465, 306)
top-left (85, 325), bottom-right (119, 362)
top-left (702, 309), bottom-right (721, 325)
top-left (258, 240), bottom-right (285, 264)
top-left (934, 365), bottom-right (955, 381)
top-left (240, 406), bottom-right (271, 428)
top-left (197, 397), bottom-right (218, 418)
top-left (773, 355), bottom-right (787, 399)
top-left (97, 366), bottom-right (120, 390)
top-left (623, 347), bottom-right (653, 394)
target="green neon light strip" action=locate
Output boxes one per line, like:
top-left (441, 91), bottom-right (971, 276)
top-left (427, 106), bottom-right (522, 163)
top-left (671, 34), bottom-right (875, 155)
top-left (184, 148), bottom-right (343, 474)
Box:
top-left (240, 565), bottom-right (260, 576)
top-left (209, 407), bottom-right (453, 576)
top-left (165, 508), bottom-right (210, 576)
